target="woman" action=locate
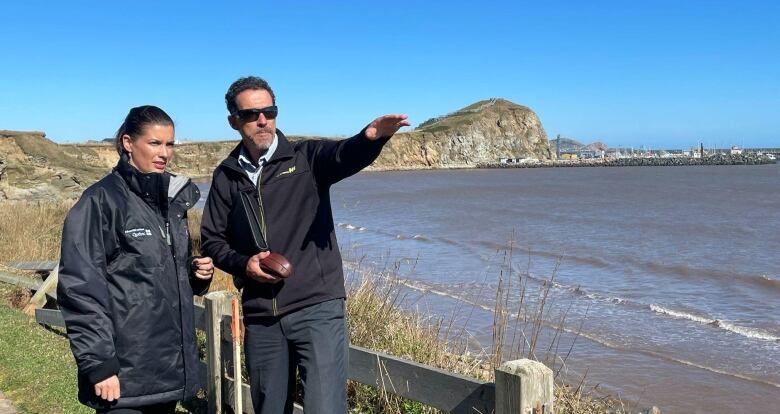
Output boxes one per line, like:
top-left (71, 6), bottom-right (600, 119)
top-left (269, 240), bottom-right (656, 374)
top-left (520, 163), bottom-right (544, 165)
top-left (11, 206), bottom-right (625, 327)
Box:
top-left (57, 105), bottom-right (214, 413)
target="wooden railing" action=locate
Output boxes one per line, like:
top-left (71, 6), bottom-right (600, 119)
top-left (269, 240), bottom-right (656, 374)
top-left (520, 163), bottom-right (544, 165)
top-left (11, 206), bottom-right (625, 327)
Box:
top-left (6, 261), bottom-right (555, 414)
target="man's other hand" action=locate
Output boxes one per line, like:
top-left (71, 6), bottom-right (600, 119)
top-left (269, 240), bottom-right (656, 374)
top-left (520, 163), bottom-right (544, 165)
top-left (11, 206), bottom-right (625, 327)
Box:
top-left (192, 256), bottom-right (215, 280)
top-left (365, 114), bottom-right (410, 141)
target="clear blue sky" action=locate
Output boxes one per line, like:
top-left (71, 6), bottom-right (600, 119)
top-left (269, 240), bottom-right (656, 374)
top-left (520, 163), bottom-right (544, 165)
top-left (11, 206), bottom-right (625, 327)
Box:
top-left (1, 1), bottom-right (777, 148)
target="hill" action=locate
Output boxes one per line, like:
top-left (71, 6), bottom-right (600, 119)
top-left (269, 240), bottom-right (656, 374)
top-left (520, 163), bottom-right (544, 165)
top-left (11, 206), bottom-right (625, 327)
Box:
top-left (549, 136), bottom-right (609, 155)
top-left (370, 98), bottom-right (551, 169)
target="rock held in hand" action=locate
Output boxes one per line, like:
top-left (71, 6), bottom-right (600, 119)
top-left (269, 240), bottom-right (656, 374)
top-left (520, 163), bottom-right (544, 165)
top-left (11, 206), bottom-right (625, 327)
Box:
top-left (260, 252), bottom-right (293, 279)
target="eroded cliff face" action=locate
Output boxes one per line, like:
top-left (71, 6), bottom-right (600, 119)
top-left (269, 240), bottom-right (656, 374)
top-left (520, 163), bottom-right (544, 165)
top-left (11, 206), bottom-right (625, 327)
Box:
top-left (0, 98), bottom-right (550, 200)
top-left (370, 98), bottom-right (551, 170)
top-left (0, 131), bottom-right (243, 200)
top-left (0, 130), bottom-right (107, 200)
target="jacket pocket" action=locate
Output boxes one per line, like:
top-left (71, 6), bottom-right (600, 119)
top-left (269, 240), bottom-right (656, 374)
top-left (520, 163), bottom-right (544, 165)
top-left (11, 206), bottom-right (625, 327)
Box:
top-left (107, 263), bottom-right (159, 305)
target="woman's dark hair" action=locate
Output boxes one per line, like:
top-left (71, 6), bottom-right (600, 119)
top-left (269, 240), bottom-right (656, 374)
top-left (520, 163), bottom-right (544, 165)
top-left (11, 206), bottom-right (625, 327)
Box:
top-left (225, 76), bottom-right (276, 115)
top-left (114, 105), bottom-right (175, 155)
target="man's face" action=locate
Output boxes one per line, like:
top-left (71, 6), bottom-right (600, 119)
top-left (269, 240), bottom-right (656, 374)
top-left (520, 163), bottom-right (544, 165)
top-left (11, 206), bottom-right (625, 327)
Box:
top-left (229, 88), bottom-right (277, 156)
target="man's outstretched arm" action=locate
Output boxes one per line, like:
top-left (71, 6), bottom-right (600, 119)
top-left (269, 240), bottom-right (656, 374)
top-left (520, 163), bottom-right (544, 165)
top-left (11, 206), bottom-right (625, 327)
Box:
top-left (309, 114), bottom-right (410, 186)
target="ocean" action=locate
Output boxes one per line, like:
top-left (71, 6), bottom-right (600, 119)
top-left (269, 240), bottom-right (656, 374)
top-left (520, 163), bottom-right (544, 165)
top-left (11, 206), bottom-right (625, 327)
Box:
top-left (198, 163), bottom-right (780, 413)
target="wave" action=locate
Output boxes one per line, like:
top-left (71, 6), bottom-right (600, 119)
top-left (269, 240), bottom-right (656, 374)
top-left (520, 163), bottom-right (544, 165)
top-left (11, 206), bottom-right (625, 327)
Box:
top-left (577, 327), bottom-right (780, 390)
top-left (622, 257), bottom-right (780, 295)
top-left (338, 222), bottom-right (434, 242)
top-left (337, 222), bottom-right (367, 231)
top-left (470, 240), bottom-right (613, 269)
top-left (540, 281), bottom-right (780, 344)
top-left (649, 304), bottom-right (780, 342)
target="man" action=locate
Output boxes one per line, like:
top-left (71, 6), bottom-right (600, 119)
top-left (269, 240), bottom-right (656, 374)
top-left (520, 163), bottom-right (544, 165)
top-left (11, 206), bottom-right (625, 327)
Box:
top-left (200, 76), bottom-right (408, 413)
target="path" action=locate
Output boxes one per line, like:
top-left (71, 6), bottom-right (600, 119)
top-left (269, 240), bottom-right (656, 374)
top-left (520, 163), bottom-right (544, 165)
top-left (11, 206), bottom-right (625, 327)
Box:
top-left (0, 391), bottom-right (18, 414)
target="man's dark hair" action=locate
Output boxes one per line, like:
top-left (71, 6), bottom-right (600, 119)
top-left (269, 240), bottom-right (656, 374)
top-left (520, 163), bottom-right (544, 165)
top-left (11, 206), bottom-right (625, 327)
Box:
top-left (225, 76), bottom-right (276, 115)
top-left (114, 105), bottom-right (174, 155)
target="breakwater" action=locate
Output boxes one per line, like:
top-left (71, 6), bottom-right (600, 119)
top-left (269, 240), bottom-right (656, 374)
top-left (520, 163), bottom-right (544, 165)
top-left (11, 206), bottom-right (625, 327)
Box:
top-left (479, 153), bottom-right (776, 169)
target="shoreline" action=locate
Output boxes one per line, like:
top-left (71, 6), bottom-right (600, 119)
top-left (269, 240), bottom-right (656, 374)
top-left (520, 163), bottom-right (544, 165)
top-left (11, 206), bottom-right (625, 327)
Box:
top-left (364, 153), bottom-right (776, 172)
top-left (479, 153), bottom-right (775, 169)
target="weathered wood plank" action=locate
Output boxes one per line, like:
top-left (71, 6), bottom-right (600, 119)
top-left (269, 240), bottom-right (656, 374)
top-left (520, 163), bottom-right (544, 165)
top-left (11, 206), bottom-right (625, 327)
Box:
top-left (34, 308), bottom-right (66, 328)
top-left (193, 303), bottom-right (206, 331)
top-left (220, 315), bottom-right (234, 408)
top-left (204, 292), bottom-right (232, 414)
top-left (223, 375), bottom-right (254, 414)
top-left (7, 260), bottom-right (58, 271)
top-left (23, 263), bottom-right (59, 314)
top-left (349, 345), bottom-right (495, 414)
top-left (0, 271), bottom-right (42, 290)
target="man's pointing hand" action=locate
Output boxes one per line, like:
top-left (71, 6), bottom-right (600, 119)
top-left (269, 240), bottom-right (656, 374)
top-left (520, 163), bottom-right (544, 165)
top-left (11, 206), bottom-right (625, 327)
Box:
top-left (365, 114), bottom-right (410, 141)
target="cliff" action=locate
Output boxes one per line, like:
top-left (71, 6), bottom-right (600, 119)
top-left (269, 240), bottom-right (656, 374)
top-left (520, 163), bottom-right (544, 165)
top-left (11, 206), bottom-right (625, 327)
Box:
top-left (370, 98), bottom-right (551, 169)
top-left (0, 130), bottom-right (108, 200)
top-left (0, 98), bottom-right (550, 200)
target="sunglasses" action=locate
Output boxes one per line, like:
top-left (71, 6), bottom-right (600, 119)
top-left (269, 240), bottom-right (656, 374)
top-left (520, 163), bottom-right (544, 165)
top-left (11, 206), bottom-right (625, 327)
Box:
top-left (234, 105), bottom-right (278, 122)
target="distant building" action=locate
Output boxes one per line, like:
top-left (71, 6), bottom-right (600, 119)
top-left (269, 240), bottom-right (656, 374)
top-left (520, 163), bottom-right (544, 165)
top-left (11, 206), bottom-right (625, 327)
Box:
top-left (500, 157), bottom-right (539, 164)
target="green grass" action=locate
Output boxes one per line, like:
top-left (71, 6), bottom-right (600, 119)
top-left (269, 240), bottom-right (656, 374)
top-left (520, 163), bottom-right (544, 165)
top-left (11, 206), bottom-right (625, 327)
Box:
top-left (0, 285), bottom-right (90, 414)
top-left (0, 284), bottom-right (207, 414)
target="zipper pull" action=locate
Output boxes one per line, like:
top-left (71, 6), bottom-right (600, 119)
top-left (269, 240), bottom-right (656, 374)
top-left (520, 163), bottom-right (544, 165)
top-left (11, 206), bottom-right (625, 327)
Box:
top-left (165, 221), bottom-right (171, 246)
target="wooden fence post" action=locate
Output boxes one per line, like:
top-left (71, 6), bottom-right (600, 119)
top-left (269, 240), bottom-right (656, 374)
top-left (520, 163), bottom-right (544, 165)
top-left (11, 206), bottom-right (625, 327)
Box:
top-left (205, 291), bottom-right (231, 414)
top-left (495, 359), bottom-right (553, 414)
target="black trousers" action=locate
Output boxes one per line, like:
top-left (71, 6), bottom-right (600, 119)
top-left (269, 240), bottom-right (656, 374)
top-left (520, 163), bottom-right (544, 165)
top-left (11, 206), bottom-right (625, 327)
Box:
top-left (244, 298), bottom-right (348, 414)
top-left (95, 401), bottom-right (177, 414)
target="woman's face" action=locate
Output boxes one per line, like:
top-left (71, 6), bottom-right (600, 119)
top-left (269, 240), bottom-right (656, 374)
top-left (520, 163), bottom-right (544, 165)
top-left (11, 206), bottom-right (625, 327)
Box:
top-left (123, 124), bottom-right (175, 173)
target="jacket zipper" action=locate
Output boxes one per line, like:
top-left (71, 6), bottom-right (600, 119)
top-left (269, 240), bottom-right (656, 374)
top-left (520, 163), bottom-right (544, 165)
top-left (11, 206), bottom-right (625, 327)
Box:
top-left (255, 169), bottom-right (277, 317)
top-left (161, 218), bottom-right (187, 375)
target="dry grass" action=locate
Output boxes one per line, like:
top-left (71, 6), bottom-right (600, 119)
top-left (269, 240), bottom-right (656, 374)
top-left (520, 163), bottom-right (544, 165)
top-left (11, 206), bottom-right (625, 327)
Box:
top-left (344, 269), bottom-right (489, 413)
top-left (0, 201), bottom-right (73, 262)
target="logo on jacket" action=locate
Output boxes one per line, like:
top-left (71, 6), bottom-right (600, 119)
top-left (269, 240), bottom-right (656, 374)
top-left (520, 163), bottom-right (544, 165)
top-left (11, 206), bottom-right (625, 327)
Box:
top-left (277, 166), bottom-right (296, 177)
top-left (125, 228), bottom-right (153, 238)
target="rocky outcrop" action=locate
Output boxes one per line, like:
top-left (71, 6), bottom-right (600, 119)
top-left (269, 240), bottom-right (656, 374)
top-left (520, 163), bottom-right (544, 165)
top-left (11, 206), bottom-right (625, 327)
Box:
top-left (369, 98), bottom-right (551, 170)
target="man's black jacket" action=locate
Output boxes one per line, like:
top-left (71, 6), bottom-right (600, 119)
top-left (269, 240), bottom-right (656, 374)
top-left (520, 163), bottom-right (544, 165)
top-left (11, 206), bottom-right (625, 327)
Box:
top-left (57, 155), bottom-right (209, 409)
top-left (200, 129), bottom-right (389, 318)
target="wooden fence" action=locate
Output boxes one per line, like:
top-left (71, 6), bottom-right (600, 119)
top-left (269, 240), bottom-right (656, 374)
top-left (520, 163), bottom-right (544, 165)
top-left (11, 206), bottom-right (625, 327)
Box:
top-left (5, 261), bottom-right (555, 414)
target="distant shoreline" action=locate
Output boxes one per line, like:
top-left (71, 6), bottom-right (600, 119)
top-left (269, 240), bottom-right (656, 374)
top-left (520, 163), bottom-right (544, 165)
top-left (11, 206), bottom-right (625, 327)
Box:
top-left (478, 154), bottom-right (776, 169)
top-left (361, 153), bottom-right (776, 173)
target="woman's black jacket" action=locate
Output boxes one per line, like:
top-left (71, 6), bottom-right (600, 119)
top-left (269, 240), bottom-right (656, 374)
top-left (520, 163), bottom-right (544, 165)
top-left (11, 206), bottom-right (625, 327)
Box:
top-left (57, 155), bottom-right (210, 410)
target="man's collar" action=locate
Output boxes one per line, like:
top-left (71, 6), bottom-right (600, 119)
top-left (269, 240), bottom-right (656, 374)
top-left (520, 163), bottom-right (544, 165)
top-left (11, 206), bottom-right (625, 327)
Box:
top-left (238, 134), bottom-right (278, 168)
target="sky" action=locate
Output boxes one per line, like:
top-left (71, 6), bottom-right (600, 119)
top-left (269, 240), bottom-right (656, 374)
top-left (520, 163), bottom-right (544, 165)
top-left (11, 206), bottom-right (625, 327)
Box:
top-left (0, 0), bottom-right (778, 148)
